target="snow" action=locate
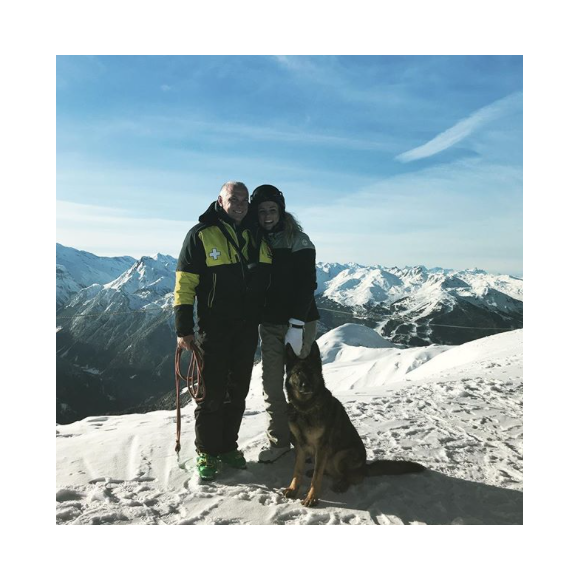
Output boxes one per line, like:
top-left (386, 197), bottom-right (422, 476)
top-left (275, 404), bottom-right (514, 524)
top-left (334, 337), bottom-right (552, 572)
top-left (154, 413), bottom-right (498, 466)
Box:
top-left (64, 253), bottom-right (176, 324)
top-left (56, 325), bottom-right (523, 525)
top-left (317, 323), bottom-right (398, 363)
top-left (56, 243), bottom-right (136, 285)
top-left (406, 330), bottom-right (523, 381)
top-left (316, 261), bottom-right (523, 309)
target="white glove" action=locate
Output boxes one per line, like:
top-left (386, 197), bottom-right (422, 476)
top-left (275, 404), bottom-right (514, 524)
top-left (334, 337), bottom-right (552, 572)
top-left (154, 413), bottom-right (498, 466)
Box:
top-left (285, 318), bottom-right (305, 356)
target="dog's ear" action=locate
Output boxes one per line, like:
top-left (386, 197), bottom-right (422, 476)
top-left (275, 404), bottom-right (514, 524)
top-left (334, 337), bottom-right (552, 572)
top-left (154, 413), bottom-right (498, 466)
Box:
top-left (306, 340), bottom-right (322, 370)
top-left (309, 340), bottom-right (320, 358)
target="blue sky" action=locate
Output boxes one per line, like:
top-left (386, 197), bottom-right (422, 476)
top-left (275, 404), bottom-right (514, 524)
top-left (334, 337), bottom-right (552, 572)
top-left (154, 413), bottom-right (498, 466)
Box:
top-left (56, 55), bottom-right (523, 275)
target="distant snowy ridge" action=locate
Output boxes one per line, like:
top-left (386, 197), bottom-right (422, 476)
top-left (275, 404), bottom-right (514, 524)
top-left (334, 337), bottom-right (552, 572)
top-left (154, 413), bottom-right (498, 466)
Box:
top-left (56, 244), bottom-right (523, 422)
top-left (316, 263), bottom-right (523, 309)
top-left (56, 244), bottom-right (136, 308)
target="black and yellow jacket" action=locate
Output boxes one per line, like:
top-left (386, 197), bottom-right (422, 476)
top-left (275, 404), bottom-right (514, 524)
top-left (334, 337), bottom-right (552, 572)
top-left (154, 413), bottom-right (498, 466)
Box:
top-left (174, 202), bottom-right (272, 336)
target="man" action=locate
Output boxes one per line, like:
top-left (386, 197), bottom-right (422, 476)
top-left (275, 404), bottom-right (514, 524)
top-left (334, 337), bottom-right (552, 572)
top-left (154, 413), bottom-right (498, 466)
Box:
top-left (174, 181), bottom-right (271, 480)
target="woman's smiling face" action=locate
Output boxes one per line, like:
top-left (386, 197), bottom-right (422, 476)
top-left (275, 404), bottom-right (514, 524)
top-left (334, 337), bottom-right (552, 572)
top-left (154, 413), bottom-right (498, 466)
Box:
top-left (257, 201), bottom-right (280, 231)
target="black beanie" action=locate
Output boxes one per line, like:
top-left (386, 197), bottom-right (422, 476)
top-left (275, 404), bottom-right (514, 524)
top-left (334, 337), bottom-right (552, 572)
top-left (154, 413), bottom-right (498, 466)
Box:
top-left (250, 184), bottom-right (286, 212)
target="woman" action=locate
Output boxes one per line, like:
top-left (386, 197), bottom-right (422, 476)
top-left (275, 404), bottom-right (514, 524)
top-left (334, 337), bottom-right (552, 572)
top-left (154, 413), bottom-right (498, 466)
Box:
top-left (249, 184), bottom-right (320, 463)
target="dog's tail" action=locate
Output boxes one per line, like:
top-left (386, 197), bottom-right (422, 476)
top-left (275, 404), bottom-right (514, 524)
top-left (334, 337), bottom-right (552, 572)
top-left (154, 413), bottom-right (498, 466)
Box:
top-left (365, 459), bottom-right (426, 477)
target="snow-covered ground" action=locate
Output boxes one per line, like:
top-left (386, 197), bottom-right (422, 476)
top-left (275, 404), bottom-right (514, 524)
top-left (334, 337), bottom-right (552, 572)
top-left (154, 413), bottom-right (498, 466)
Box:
top-left (56, 325), bottom-right (523, 525)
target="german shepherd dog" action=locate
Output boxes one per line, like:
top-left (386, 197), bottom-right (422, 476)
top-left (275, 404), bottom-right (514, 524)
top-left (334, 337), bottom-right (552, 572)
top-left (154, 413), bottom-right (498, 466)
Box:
top-left (283, 341), bottom-right (425, 507)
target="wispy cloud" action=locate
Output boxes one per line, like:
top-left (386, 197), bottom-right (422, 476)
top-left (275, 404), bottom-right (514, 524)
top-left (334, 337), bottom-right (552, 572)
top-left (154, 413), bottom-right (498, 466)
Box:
top-left (395, 92), bottom-right (522, 163)
top-left (58, 113), bottom-right (401, 154)
top-left (56, 157), bottom-right (218, 222)
top-left (56, 200), bottom-right (193, 258)
top-left (292, 158), bottom-right (522, 274)
top-left (56, 56), bottom-right (522, 274)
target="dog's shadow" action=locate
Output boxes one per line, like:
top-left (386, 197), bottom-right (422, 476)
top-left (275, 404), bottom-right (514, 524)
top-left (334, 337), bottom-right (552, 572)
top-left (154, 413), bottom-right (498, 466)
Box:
top-left (218, 459), bottom-right (522, 525)
top-left (320, 468), bottom-right (522, 525)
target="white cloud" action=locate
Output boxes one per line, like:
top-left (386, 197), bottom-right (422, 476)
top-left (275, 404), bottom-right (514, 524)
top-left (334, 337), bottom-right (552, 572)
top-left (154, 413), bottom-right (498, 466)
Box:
top-left (396, 92), bottom-right (522, 163)
top-left (293, 159), bottom-right (522, 275)
top-left (60, 112), bottom-right (398, 154)
top-left (56, 200), bottom-right (193, 259)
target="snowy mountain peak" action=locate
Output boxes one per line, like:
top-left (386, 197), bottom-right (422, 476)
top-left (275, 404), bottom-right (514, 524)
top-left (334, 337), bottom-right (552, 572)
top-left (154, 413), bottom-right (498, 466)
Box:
top-left (105, 254), bottom-right (177, 294)
top-left (314, 261), bottom-right (523, 310)
top-left (149, 252), bottom-right (175, 265)
top-left (56, 244), bottom-right (137, 308)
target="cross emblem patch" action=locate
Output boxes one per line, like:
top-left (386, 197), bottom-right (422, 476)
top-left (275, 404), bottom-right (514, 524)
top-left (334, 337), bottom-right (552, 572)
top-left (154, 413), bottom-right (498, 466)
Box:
top-left (209, 248), bottom-right (221, 260)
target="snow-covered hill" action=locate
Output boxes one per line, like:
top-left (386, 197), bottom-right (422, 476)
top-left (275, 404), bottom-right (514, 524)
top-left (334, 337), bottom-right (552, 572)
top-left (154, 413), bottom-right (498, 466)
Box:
top-left (56, 325), bottom-right (523, 525)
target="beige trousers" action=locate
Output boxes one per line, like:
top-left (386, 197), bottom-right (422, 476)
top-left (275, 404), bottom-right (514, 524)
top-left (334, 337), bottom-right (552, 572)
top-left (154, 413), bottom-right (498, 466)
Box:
top-left (259, 321), bottom-right (318, 448)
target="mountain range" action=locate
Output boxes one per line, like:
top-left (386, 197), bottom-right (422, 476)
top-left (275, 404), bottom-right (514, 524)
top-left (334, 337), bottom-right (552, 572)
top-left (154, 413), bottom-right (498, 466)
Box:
top-left (56, 244), bottom-right (523, 424)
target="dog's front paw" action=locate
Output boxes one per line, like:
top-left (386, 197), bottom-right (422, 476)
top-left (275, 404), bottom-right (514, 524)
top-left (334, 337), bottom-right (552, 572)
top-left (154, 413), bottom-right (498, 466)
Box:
top-left (283, 486), bottom-right (299, 499)
top-left (302, 491), bottom-right (319, 507)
